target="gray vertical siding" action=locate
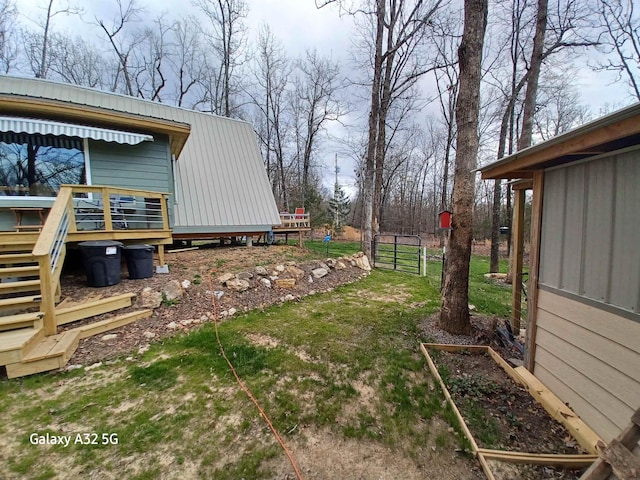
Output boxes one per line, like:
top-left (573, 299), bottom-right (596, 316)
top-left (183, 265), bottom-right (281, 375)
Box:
top-left (539, 147), bottom-right (640, 314)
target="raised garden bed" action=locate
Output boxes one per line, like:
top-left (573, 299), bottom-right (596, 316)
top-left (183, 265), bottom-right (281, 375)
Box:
top-left (421, 343), bottom-right (601, 480)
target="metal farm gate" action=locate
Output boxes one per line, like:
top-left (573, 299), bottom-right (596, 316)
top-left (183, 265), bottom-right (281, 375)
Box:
top-left (373, 234), bottom-right (422, 275)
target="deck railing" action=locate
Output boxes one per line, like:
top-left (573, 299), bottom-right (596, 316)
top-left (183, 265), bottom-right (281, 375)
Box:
top-left (277, 213), bottom-right (310, 228)
top-left (66, 185), bottom-right (170, 234)
top-left (32, 185), bottom-right (171, 336)
top-left (32, 187), bottom-right (74, 335)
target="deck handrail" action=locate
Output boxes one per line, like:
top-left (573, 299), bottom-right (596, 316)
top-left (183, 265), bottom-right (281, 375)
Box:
top-left (33, 186), bottom-right (74, 335)
top-left (66, 184), bottom-right (170, 233)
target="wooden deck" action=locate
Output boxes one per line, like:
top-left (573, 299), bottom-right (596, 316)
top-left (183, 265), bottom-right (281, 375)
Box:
top-left (0, 185), bottom-right (171, 378)
top-left (272, 213), bottom-right (311, 246)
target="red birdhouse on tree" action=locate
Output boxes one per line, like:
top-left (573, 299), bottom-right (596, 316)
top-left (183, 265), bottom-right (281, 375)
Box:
top-left (438, 210), bottom-right (452, 230)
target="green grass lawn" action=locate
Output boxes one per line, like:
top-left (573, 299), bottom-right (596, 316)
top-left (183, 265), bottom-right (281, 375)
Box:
top-left (0, 251), bottom-right (512, 479)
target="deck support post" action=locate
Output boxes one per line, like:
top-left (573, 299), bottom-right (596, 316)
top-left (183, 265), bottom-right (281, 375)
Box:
top-left (511, 187), bottom-right (525, 331)
top-left (38, 256), bottom-right (57, 336)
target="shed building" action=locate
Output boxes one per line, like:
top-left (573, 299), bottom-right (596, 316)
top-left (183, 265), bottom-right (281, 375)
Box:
top-left (480, 103), bottom-right (640, 446)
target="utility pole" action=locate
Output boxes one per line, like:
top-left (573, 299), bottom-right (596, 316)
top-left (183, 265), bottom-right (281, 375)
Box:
top-left (334, 154), bottom-right (339, 229)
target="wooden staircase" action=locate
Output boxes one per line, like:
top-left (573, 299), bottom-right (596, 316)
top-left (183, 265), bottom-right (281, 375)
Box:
top-left (0, 233), bottom-right (151, 379)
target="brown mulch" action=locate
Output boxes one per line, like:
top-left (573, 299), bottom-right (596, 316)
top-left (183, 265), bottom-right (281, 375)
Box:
top-left (59, 244), bottom-right (368, 366)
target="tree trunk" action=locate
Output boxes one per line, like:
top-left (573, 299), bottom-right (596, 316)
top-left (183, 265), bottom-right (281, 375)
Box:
top-left (518, 0), bottom-right (548, 150)
top-left (362, 0), bottom-right (385, 259)
top-left (439, 0), bottom-right (488, 335)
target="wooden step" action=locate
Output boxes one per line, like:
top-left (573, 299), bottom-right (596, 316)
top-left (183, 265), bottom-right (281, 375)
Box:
top-left (5, 330), bottom-right (81, 378)
top-left (0, 253), bottom-right (38, 264)
top-left (0, 326), bottom-right (44, 365)
top-left (0, 265), bottom-right (40, 278)
top-left (0, 295), bottom-right (42, 312)
top-left (0, 279), bottom-right (41, 295)
top-left (73, 309), bottom-right (153, 339)
top-left (56, 293), bottom-right (137, 326)
top-left (0, 312), bottom-right (43, 332)
top-left (0, 241), bottom-right (37, 253)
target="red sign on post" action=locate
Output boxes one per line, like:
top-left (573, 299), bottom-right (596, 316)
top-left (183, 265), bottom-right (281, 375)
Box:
top-left (439, 210), bottom-right (452, 230)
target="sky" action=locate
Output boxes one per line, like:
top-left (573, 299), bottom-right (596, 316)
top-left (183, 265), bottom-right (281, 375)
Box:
top-left (13, 0), bottom-right (638, 198)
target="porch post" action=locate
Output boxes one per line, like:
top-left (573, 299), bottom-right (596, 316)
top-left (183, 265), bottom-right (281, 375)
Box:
top-left (525, 171), bottom-right (544, 372)
top-left (511, 187), bottom-right (525, 332)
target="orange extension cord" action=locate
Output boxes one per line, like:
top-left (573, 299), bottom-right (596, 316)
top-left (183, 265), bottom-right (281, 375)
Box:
top-left (207, 273), bottom-right (304, 480)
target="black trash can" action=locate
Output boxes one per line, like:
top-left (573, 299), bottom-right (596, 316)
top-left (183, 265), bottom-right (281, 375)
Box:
top-left (79, 241), bottom-right (123, 287)
top-left (123, 244), bottom-right (154, 279)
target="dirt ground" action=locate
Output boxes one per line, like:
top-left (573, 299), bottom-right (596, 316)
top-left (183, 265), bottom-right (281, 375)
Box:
top-left (431, 349), bottom-right (588, 479)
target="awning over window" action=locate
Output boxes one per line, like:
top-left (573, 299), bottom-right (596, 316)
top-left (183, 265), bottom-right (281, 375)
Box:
top-left (0, 116), bottom-right (154, 145)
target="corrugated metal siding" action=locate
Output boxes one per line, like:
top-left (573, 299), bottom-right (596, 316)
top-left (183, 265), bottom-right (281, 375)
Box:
top-left (539, 148), bottom-right (640, 313)
top-left (535, 289), bottom-right (640, 442)
top-left (0, 76), bottom-right (281, 232)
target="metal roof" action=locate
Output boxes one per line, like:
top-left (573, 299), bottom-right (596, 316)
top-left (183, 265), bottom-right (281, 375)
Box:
top-left (0, 115), bottom-right (154, 144)
top-left (480, 102), bottom-right (640, 179)
top-left (0, 75), bottom-right (282, 232)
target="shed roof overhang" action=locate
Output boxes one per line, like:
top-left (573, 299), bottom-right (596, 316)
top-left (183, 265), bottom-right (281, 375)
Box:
top-left (0, 94), bottom-right (191, 157)
top-left (480, 102), bottom-right (640, 180)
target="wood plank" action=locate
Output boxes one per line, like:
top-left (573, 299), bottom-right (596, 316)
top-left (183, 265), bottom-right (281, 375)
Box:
top-left (0, 312), bottom-right (43, 332)
top-left (5, 356), bottom-right (61, 379)
top-left (55, 293), bottom-right (136, 325)
top-left (20, 330), bottom-right (80, 363)
top-left (74, 309), bottom-right (152, 339)
top-left (486, 347), bottom-right (527, 388)
top-left (511, 187), bottom-right (525, 331)
top-left (0, 265), bottom-right (40, 277)
top-left (0, 279), bottom-right (40, 294)
top-left (0, 327), bottom-right (43, 365)
top-left (0, 295), bottom-right (41, 311)
top-left (579, 408), bottom-right (640, 480)
top-left (0, 253), bottom-right (38, 264)
top-left (601, 439), bottom-right (640, 480)
top-left (477, 449), bottom-right (598, 468)
top-left (421, 343), bottom-right (488, 354)
top-left (0, 242), bottom-right (37, 253)
top-left (514, 365), bottom-right (601, 453)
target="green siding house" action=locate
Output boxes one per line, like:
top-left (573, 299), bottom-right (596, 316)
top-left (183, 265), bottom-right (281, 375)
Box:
top-left (0, 75), bottom-right (281, 236)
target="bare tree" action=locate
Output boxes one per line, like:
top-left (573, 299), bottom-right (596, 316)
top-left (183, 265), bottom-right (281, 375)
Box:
top-left (291, 49), bottom-right (345, 208)
top-left (170, 16), bottom-right (204, 107)
top-left (133, 15), bottom-right (174, 101)
top-left (0, 0), bottom-right (19, 74)
top-left (324, 0), bottom-right (442, 257)
top-left (48, 35), bottom-right (109, 88)
top-left (195, 0), bottom-right (248, 117)
top-left (22, 0), bottom-right (82, 79)
top-left (247, 24), bottom-right (292, 209)
top-left (96, 0), bottom-right (145, 96)
top-left (596, 0), bottom-right (640, 100)
top-left (439, 0), bottom-right (488, 335)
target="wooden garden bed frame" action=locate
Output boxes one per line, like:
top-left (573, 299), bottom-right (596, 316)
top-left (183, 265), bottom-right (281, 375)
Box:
top-left (420, 343), bottom-right (602, 480)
